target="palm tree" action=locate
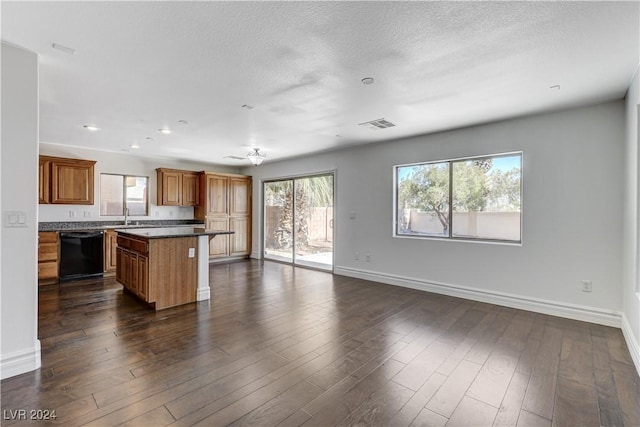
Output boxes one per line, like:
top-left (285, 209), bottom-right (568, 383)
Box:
top-left (265, 175), bottom-right (333, 251)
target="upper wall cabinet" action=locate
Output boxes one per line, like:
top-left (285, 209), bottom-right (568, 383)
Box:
top-left (39, 157), bottom-right (50, 204)
top-left (156, 168), bottom-right (200, 207)
top-left (39, 156), bottom-right (96, 205)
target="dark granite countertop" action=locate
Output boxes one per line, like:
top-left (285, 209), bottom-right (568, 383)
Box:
top-left (39, 220), bottom-right (204, 232)
top-left (115, 227), bottom-right (234, 239)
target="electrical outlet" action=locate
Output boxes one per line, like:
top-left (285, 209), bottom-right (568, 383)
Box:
top-left (581, 280), bottom-right (592, 292)
top-left (188, 248), bottom-right (195, 258)
top-left (365, 253), bottom-right (371, 262)
top-left (69, 210), bottom-right (76, 218)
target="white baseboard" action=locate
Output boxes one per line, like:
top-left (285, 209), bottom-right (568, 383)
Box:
top-left (621, 314), bottom-right (640, 376)
top-left (334, 266), bottom-right (621, 328)
top-left (0, 340), bottom-right (41, 380)
top-left (250, 251), bottom-right (261, 260)
top-left (196, 287), bottom-right (211, 301)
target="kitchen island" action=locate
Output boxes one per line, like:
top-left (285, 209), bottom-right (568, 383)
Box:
top-left (115, 227), bottom-right (233, 310)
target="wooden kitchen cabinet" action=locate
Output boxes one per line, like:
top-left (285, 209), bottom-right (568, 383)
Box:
top-left (182, 172), bottom-right (200, 206)
top-left (156, 168), bottom-right (200, 206)
top-left (115, 247), bottom-right (127, 284)
top-left (104, 229), bottom-right (118, 275)
top-left (38, 231), bottom-right (59, 284)
top-left (199, 174), bottom-right (228, 216)
top-left (39, 157), bottom-right (50, 204)
top-left (229, 216), bottom-right (250, 256)
top-left (205, 217), bottom-right (229, 258)
top-left (229, 177), bottom-right (251, 215)
top-left (43, 156), bottom-right (96, 205)
top-left (196, 173), bottom-right (251, 260)
top-left (137, 255), bottom-right (149, 300)
top-left (116, 235), bottom-right (150, 301)
top-left (116, 233), bottom-right (196, 310)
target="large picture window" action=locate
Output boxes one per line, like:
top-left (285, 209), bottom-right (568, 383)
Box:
top-left (395, 152), bottom-right (522, 242)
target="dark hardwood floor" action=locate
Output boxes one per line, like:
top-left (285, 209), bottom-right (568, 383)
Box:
top-left (2, 260), bottom-right (639, 426)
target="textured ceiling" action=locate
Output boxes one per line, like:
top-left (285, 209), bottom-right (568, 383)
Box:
top-left (2, 1), bottom-right (639, 165)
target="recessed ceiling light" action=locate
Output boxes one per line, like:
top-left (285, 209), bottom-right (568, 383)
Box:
top-left (361, 77), bottom-right (375, 85)
top-left (241, 104), bottom-right (254, 110)
top-left (52, 43), bottom-right (76, 55)
top-left (130, 143), bottom-right (140, 149)
top-left (178, 120), bottom-right (189, 125)
top-left (83, 125), bottom-right (99, 131)
top-left (158, 128), bottom-right (171, 135)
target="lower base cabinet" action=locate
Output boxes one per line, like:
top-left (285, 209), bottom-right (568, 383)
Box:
top-left (116, 236), bottom-right (151, 304)
top-left (116, 233), bottom-right (197, 310)
top-left (38, 232), bottom-right (59, 285)
top-left (104, 229), bottom-right (118, 276)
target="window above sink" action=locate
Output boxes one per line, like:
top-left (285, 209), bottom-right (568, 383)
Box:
top-left (100, 174), bottom-right (149, 216)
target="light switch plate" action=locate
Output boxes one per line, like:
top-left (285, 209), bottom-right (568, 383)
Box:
top-left (3, 211), bottom-right (29, 228)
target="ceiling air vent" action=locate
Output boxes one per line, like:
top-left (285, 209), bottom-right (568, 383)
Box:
top-left (358, 118), bottom-right (396, 130)
top-left (224, 155), bottom-right (246, 160)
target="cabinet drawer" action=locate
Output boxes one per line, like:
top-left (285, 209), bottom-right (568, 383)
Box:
top-left (39, 232), bottom-right (58, 243)
top-left (38, 261), bottom-right (58, 279)
top-left (117, 236), bottom-right (148, 254)
top-left (38, 242), bottom-right (58, 261)
top-left (129, 239), bottom-right (148, 255)
top-left (117, 236), bottom-right (130, 249)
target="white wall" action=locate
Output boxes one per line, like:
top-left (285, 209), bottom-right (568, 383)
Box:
top-left (1, 43), bottom-right (40, 379)
top-left (39, 144), bottom-right (240, 222)
top-left (623, 66), bottom-right (640, 372)
top-left (244, 101), bottom-right (625, 327)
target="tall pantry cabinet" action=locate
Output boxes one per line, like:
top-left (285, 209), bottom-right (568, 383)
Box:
top-left (196, 173), bottom-right (251, 260)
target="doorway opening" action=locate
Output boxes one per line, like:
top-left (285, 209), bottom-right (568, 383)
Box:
top-left (263, 173), bottom-right (334, 271)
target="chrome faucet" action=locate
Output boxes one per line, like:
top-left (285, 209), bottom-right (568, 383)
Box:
top-left (124, 207), bottom-right (130, 226)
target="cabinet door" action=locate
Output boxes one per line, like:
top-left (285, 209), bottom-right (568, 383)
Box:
top-left (229, 216), bottom-right (251, 256)
top-left (229, 177), bottom-right (251, 215)
top-left (206, 217), bottom-right (229, 258)
top-left (159, 170), bottom-right (183, 206)
top-left (182, 173), bottom-right (200, 206)
top-left (50, 159), bottom-right (95, 204)
top-left (39, 158), bottom-right (50, 204)
top-left (116, 247), bottom-right (127, 284)
top-left (205, 175), bottom-right (228, 216)
top-left (104, 230), bottom-right (118, 274)
top-left (137, 255), bottom-right (149, 301)
top-left (130, 252), bottom-right (139, 295)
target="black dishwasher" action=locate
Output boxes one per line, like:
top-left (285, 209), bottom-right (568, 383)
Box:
top-left (59, 231), bottom-right (104, 282)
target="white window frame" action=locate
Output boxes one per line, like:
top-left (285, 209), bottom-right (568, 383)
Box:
top-left (393, 151), bottom-right (523, 244)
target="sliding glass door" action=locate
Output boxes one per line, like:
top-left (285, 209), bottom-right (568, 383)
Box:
top-left (264, 173), bottom-right (334, 270)
top-left (264, 180), bottom-right (294, 263)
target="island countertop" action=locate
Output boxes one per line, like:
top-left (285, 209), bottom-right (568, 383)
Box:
top-left (115, 227), bottom-right (234, 239)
